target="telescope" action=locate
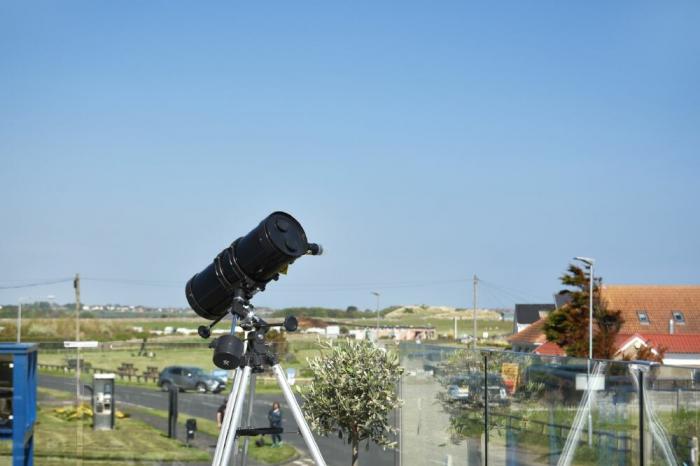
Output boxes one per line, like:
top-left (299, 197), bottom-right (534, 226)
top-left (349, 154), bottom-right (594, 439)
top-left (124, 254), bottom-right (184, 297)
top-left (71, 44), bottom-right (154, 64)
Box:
top-left (186, 212), bottom-right (328, 466)
top-left (186, 211), bottom-right (322, 365)
top-left (186, 211), bottom-right (322, 320)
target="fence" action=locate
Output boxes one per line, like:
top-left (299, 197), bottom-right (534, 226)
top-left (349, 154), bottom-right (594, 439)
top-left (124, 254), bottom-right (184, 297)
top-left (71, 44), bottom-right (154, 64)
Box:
top-left (399, 344), bottom-right (700, 466)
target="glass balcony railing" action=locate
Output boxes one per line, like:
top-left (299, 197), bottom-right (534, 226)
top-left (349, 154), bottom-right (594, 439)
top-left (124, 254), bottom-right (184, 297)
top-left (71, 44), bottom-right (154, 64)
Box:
top-left (3, 341), bottom-right (698, 465)
top-left (399, 343), bottom-right (700, 466)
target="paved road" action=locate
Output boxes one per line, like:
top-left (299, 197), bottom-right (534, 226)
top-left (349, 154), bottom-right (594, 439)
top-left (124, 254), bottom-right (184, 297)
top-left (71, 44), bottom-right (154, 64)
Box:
top-left (40, 374), bottom-right (395, 466)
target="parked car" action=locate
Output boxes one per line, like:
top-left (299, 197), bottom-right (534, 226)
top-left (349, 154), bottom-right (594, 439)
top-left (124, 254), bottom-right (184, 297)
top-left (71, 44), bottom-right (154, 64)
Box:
top-left (446, 373), bottom-right (510, 407)
top-left (158, 366), bottom-right (225, 393)
top-left (446, 374), bottom-right (480, 404)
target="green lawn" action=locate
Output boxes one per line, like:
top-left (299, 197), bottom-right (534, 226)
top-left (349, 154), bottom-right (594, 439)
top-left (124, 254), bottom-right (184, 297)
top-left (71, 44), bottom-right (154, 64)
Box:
top-left (39, 339), bottom-right (324, 392)
top-left (126, 405), bottom-right (298, 464)
top-left (0, 408), bottom-right (209, 464)
top-left (39, 346), bottom-right (215, 374)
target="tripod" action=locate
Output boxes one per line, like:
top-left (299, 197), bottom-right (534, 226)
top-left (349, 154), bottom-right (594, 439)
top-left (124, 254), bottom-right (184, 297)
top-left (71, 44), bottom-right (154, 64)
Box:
top-left (208, 301), bottom-right (327, 466)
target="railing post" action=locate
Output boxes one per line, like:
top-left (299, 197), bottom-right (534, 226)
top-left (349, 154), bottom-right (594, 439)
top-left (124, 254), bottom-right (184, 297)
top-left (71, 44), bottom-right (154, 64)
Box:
top-left (690, 436), bottom-right (698, 466)
top-left (484, 352), bottom-right (488, 466)
top-left (638, 368), bottom-right (644, 466)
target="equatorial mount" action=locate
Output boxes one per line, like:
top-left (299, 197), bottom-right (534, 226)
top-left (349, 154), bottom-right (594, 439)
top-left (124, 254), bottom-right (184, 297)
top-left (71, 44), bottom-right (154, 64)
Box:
top-left (198, 290), bottom-right (298, 371)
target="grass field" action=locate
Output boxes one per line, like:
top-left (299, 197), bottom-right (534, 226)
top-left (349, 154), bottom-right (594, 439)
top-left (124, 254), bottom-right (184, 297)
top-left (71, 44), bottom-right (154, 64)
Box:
top-left (3, 306), bottom-right (514, 342)
top-left (38, 337), bottom-right (328, 395)
top-left (39, 338), bottom-right (325, 374)
top-left (0, 407), bottom-right (209, 464)
top-left (126, 405), bottom-right (298, 464)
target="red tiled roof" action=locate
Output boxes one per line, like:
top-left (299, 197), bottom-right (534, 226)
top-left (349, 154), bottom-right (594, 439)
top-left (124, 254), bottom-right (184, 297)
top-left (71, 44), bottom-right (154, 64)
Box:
top-left (509, 285), bottom-right (700, 349)
top-left (638, 333), bottom-right (700, 354)
top-left (601, 285), bottom-right (700, 334)
top-left (507, 318), bottom-right (548, 345)
top-left (530, 333), bottom-right (700, 357)
top-left (533, 341), bottom-right (566, 356)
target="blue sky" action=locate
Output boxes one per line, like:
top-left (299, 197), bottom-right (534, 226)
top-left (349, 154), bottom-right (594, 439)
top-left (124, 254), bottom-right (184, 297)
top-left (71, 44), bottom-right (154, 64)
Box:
top-left (1, 1), bottom-right (699, 310)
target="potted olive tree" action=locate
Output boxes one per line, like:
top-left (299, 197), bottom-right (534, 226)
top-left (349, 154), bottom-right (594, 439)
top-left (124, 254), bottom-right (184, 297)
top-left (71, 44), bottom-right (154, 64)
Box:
top-left (298, 339), bottom-right (403, 466)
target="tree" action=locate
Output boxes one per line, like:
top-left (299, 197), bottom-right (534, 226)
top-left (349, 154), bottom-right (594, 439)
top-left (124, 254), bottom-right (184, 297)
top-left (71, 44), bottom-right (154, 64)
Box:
top-left (632, 344), bottom-right (666, 363)
top-left (298, 339), bottom-right (403, 466)
top-left (544, 264), bottom-right (624, 358)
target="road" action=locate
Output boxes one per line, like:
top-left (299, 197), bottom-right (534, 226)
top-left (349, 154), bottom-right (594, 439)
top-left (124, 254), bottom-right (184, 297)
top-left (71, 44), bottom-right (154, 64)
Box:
top-left (40, 374), bottom-right (395, 466)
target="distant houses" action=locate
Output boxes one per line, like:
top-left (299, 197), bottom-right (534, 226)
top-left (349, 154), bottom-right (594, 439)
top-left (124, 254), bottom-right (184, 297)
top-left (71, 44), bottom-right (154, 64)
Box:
top-left (509, 284), bottom-right (700, 366)
top-left (512, 303), bottom-right (555, 333)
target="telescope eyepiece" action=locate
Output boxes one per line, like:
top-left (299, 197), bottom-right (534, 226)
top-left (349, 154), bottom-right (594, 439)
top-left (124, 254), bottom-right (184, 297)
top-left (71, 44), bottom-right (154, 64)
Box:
top-left (307, 243), bottom-right (323, 256)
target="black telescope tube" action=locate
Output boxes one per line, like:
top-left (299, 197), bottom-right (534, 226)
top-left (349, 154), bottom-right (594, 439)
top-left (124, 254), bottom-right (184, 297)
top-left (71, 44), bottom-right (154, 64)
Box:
top-left (186, 212), bottom-right (310, 320)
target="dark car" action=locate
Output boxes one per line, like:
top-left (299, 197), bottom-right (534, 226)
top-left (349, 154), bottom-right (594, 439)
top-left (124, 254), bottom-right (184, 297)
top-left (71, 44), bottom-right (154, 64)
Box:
top-left (158, 366), bottom-right (225, 393)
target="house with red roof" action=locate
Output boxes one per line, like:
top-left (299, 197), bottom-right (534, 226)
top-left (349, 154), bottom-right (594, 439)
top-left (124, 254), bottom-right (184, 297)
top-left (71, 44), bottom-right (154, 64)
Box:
top-left (508, 285), bottom-right (700, 366)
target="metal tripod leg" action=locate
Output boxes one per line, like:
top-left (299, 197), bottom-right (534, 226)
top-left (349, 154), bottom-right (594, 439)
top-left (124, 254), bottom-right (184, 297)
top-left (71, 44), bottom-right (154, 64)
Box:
top-left (240, 373), bottom-right (257, 466)
top-left (220, 366), bottom-right (252, 466)
top-left (272, 364), bottom-right (327, 466)
top-left (212, 367), bottom-right (245, 466)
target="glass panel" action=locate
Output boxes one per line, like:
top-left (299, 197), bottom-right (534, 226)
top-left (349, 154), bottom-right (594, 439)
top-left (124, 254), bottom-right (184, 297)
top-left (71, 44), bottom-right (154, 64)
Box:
top-left (400, 343), bottom-right (476, 466)
top-left (31, 338), bottom-right (373, 465)
top-left (24, 340), bottom-right (700, 465)
top-left (487, 353), bottom-right (643, 466)
top-left (645, 363), bottom-right (700, 466)
top-left (398, 346), bottom-right (652, 466)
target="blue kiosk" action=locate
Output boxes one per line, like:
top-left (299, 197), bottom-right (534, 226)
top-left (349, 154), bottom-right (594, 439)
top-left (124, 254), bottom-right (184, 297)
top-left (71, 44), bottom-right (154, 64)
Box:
top-left (0, 343), bottom-right (37, 466)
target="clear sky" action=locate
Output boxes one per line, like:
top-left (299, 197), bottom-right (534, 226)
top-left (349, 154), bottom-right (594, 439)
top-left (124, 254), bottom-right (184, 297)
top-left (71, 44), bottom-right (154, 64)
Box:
top-left (1, 1), bottom-right (699, 311)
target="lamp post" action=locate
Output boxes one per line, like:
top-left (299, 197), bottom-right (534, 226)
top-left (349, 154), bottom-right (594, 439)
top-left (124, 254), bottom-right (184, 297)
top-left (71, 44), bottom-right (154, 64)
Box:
top-left (17, 297), bottom-right (28, 343)
top-left (573, 256), bottom-right (595, 447)
top-left (371, 292), bottom-right (380, 331)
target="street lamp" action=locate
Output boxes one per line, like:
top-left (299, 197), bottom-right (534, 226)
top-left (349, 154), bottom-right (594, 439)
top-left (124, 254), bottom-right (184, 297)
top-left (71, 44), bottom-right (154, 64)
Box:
top-left (573, 256), bottom-right (595, 448)
top-left (17, 297), bottom-right (28, 343)
top-left (573, 256), bottom-right (595, 361)
top-left (371, 292), bottom-right (380, 331)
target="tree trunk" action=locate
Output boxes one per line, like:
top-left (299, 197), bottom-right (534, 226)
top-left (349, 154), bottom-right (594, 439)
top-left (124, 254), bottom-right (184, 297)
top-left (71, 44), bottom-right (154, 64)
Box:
top-left (351, 434), bottom-right (359, 466)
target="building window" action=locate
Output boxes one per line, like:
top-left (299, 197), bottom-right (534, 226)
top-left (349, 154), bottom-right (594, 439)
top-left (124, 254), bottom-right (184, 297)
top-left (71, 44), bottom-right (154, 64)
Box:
top-left (672, 311), bottom-right (686, 324)
top-left (637, 311), bottom-right (650, 325)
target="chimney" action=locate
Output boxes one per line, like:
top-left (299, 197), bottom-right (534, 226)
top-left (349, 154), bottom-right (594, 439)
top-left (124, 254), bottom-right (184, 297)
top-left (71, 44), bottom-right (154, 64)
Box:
top-left (669, 319), bottom-right (675, 335)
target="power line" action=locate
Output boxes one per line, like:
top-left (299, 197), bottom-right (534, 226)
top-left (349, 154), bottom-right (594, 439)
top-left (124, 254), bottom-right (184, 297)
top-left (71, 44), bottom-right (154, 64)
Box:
top-left (478, 285), bottom-right (512, 309)
top-left (0, 275), bottom-right (550, 305)
top-left (83, 277), bottom-right (182, 288)
top-left (0, 278), bottom-right (73, 290)
top-left (1, 276), bottom-right (469, 292)
top-left (479, 279), bottom-right (547, 303)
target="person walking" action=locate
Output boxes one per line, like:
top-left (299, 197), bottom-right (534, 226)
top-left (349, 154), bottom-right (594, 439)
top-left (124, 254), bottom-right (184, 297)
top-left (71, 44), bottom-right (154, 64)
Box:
top-left (267, 401), bottom-right (283, 447)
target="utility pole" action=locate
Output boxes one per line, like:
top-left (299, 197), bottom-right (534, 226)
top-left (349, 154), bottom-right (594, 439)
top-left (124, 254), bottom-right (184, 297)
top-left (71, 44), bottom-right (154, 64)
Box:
top-left (17, 298), bottom-right (23, 343)
top-left (73, 273), bottom-right (82, 466)
top-left (472, 274), bottom-right (478, 349)
top-left (371, 291), bottom-right (380, 332)
top-left (74, 273), bottom-right (81, 404)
